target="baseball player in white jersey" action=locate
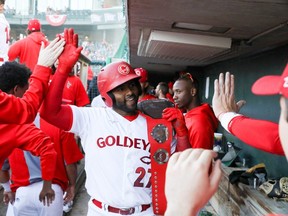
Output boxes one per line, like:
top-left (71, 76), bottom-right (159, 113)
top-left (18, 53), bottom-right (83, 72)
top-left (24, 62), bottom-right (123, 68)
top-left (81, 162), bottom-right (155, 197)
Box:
top-left (40, 28), bottom-right (190, 216)
top-left (0, 0), bottom-right (10, 65)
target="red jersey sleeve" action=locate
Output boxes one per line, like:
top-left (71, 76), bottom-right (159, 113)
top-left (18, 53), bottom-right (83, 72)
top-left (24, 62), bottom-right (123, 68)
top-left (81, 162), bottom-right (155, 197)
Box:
top-left (229, 115), bottom-right (284, 155)
top-left (8, 40), bottom-right (22, 61)
top-left (40, 72), bottom-right (73, 131)
top-left (61, 132), bottom-right (83, 165)
top-left (0, 65), bottom-right (51, 124)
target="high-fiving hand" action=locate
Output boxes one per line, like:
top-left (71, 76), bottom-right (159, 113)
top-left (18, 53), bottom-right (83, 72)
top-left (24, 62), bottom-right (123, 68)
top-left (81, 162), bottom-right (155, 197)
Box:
top-left (57, 28), bottom-right (83, 75)
top-left (37, 37), bottom-right (65, 67)
top-left (212, 72), bottom-right (246, 119)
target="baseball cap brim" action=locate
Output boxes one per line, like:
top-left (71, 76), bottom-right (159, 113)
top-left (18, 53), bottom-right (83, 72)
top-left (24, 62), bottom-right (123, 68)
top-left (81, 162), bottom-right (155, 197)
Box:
top-left (251, 63), bottom-right (288, 97)
top-left (251, 75), bottom-right (282, 96)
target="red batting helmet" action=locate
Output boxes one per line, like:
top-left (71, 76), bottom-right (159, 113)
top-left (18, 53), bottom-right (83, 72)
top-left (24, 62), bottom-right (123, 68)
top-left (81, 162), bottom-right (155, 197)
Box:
top-left (134, 68), bottom-right (148, 83)
top-left (97, 61), bottom-right (141, 107)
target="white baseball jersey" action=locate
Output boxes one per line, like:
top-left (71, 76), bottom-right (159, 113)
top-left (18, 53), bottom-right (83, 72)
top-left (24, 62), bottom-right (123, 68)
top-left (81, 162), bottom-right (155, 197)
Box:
top-left (0, 13), bottom-right (10, 64)
top-left (91, 95), bottom-right (106, 108)
top-left (69, 106), bottom-right (176, 209)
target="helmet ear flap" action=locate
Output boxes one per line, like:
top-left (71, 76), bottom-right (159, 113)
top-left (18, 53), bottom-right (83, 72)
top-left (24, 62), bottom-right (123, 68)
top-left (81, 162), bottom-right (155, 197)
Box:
top-left (137, 81), bottom-right (142, 96)
top-left (107, 92), bottom-right (115, 107)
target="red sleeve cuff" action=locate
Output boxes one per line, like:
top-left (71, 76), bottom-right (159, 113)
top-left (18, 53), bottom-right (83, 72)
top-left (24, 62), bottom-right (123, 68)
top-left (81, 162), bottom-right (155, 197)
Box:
top-left (31, 65), bottom-right (52, 81)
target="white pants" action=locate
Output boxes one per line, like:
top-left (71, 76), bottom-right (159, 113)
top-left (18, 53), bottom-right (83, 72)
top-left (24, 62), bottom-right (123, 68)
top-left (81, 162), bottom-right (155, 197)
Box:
top-left (6, 181), bottom-right (64, 216)
top-left (87, 198), bottom-right (155, 216)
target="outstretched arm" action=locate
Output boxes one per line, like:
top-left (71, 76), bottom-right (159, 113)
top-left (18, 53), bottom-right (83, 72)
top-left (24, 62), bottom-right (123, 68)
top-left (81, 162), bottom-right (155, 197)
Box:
top-left (40, 29), bottom-right (83, 130)
top-left (0, 38), bottom-right (65, 124)
top-left (212, 72), bottom-right (284, 155)
top-left (165, 149), bottom-right (222, 216)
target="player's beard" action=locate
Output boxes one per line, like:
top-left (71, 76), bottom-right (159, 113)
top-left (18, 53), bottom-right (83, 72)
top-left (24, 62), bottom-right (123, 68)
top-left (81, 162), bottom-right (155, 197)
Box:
top-left (112, 94), bottom-right (139, 115)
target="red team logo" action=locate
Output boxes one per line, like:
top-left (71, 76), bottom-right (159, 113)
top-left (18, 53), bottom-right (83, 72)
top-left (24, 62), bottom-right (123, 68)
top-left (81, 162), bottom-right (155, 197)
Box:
top-left (118, 64), bottom-right (130, 75)
top-left (135, 70), bottom-right (140, 76)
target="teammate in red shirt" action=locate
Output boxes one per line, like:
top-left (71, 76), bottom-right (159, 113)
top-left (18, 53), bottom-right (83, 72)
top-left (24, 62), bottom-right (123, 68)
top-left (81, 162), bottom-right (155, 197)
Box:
top-left (87, 65), bottom-right (94, 88)
top-left (62, 75), bottom-right (90, 106)
top-left (173, 73), bottom-right (218, 149)
top-left (134, 67), bottom-right (156, 103)
top-left (0, 37), bottom-right (65, 124)
top-left (0, 32), bottom-right (79, 205)
top-left (0, 61), bottom-right (57, 206)
top-left (8, 19), bottom-right (48, 72)
top-left (2, 117), bottom-right (83, 216)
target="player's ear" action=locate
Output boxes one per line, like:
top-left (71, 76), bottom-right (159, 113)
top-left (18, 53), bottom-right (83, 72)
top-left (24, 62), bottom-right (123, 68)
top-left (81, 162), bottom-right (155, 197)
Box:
top-left (191, 87), bottom-right (197, 97)
top-left (10, 85), bottom-right (18, 96)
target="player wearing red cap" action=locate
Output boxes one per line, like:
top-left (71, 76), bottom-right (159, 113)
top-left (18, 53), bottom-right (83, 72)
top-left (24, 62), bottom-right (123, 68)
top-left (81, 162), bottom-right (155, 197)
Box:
top-left (212, 65), bottom-right (288, 155)
top-left (8, 19), bottom-right (48, 72)
top-left (40, 29), bottom-right (190, 215)
top-left (134, 68), bottom-right (156, 103)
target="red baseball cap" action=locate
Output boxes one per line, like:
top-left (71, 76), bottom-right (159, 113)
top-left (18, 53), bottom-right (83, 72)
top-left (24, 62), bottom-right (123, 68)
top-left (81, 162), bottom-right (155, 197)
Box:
top-left (252, 63), bottom-right (288, 98)
top-left (134, 68), bottom-right (148, 83)
top-left (27, 19), bottom-right (41, 31)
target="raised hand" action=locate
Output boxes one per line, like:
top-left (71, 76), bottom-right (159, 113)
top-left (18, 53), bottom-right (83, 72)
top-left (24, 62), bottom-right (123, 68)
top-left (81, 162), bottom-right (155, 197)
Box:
top-left (37, 37), bottom-right (65, 67)
top-left (212, 72), bottom-right (246, 119)
top-left (165, 149), bottom-right (222, 216)
top-left (57, 28), bottom-right (83, 75)
top-left (162, 107), bottom-right (188, 137)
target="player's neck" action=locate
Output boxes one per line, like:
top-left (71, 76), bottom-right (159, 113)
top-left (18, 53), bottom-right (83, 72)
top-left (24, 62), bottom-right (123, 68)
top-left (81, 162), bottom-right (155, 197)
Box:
top-left (124, 112), bottom-right (139, 121)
